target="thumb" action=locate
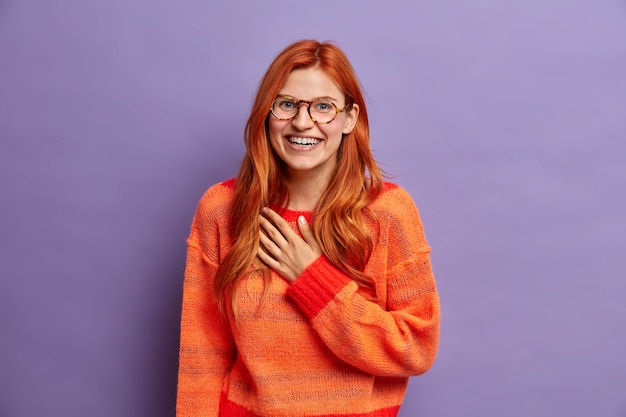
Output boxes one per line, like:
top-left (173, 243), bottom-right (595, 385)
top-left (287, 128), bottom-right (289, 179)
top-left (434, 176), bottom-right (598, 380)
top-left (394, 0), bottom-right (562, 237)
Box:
top-left (297, 215), bottom-right (317, 247)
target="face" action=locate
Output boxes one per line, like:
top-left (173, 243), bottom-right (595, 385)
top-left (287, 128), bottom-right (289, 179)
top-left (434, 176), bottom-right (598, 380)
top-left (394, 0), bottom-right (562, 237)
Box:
top-left (268, 67), bottom-right (359, 182)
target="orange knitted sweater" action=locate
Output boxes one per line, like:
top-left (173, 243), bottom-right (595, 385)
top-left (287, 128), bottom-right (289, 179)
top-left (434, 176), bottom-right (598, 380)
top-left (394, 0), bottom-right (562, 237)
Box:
top-left (177, 179), bottom-right (440, 417)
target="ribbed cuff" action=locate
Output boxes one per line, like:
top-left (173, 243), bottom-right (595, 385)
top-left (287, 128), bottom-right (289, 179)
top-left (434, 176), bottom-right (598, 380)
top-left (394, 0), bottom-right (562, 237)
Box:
top-left (286, 256), bottom-right (352, 319)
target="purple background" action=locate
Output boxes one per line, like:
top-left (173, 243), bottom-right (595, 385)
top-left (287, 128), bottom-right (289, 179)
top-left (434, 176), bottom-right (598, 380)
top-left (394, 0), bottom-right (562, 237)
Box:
top-left (1, 1), bottom-right (625, 416)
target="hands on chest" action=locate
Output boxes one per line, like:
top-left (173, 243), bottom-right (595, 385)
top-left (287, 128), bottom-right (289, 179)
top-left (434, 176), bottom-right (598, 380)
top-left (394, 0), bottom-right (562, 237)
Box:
top-left (257, 207), bottom-right (322, 283)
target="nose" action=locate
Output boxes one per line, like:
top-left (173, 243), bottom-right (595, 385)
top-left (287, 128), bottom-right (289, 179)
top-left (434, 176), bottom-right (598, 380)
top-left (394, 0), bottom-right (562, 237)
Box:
top-left (291, 103), bottom-right (315, 130)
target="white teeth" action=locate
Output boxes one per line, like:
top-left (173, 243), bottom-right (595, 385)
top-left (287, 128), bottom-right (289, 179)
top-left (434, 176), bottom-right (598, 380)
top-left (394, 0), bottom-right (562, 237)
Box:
top-left (289, 137), bottom-right (321, 145)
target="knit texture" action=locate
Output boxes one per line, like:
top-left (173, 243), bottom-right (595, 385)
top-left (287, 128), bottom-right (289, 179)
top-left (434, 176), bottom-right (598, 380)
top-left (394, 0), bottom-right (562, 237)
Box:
top-left (177, 179), bottom-right (440, 417)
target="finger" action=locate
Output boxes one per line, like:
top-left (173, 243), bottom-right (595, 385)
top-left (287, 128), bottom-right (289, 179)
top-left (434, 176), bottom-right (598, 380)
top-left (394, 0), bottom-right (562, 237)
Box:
top-left (257, 246), bottom-right (280, 269)
top-left (259, 229), bottom-right (282, 258)
top-left (298, 216), bottom-right (321, 255)
top-left (261, 208), bottom-right (298, 241)
top-left (259, 213), bottom-right (289, 246)
top-left (297, 215), bottom-right (317, 247)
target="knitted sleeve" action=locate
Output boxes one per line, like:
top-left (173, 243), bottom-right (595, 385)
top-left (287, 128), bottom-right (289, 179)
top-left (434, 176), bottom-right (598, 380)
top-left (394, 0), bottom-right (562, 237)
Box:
top-left (176, 189), bottom-right (236, 417)
top-left (286, 186), bottom-right (440, 377)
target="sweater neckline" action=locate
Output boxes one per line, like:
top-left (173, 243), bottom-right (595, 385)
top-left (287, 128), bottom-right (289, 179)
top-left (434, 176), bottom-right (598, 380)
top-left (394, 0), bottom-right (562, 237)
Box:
top-left (272, 207), bottom-right (314, 222)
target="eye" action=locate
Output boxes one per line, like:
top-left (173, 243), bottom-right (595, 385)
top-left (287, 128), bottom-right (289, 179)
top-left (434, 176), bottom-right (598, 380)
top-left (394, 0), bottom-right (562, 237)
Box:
top-left (277, 99), bottom-right (296, 110)
top-left (312, 100), bottom-right (334, 112)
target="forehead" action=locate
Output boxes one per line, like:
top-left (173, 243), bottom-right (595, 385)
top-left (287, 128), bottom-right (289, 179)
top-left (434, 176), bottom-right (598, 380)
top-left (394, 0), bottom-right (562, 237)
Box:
top-left (278, 67), bottom-right (344, 101)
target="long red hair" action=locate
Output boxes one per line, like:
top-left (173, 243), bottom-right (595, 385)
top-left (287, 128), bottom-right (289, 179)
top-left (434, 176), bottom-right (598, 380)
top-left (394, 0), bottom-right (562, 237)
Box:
top-left (214, 40), bottom-right (383, 314)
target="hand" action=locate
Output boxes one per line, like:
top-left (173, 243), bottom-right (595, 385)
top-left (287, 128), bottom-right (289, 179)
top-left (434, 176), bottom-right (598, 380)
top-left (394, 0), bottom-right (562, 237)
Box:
top-left (257, 207), bottom-right (322, 283)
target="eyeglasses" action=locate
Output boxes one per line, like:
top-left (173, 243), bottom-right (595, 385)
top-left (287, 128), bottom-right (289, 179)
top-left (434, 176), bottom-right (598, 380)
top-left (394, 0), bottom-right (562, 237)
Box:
top-left (270, 96), bottom-right (350, 124)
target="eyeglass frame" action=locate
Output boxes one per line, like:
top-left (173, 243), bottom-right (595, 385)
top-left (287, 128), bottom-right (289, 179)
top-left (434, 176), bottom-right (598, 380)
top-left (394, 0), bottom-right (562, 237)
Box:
top-left (269, 96), bottom-right (352, 124)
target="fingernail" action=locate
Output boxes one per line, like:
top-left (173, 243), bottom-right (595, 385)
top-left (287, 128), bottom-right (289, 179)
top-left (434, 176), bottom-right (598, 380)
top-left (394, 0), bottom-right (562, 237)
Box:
top-left (298, 215), bottom-right (306, 225)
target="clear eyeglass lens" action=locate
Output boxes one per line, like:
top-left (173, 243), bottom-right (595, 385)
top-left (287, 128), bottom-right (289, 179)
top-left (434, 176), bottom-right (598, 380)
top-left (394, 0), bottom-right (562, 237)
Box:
top-left (272, 99), bottom-right (338, 123)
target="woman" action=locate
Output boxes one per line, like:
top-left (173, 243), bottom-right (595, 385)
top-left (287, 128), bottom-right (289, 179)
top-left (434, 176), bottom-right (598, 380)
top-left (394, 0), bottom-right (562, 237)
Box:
top-left (177, 40), bottom-right (440, 417)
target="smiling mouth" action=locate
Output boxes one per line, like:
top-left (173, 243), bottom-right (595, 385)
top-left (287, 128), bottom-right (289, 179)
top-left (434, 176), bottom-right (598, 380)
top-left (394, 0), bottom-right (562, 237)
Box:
top-left (288, 136), bottom-right (322, 146)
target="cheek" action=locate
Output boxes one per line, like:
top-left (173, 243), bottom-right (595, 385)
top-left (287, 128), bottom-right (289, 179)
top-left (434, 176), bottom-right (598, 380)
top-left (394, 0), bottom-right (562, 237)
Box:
top-left (318, 125), bottom-right (344, 142)
top-left (266, 123), bottom-right (282, 150)
top-left (268, 119), bottom-right (284, 140)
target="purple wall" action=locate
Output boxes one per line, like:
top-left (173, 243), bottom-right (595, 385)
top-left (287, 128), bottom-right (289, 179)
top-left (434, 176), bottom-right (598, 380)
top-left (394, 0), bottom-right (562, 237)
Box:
top-left (1, 1), bottom-right (625, 416)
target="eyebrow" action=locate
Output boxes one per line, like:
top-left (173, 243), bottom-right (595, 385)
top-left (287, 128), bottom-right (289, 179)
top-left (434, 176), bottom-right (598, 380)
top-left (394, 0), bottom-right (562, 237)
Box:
top-left (276, 94), bottom-right (339, 102)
